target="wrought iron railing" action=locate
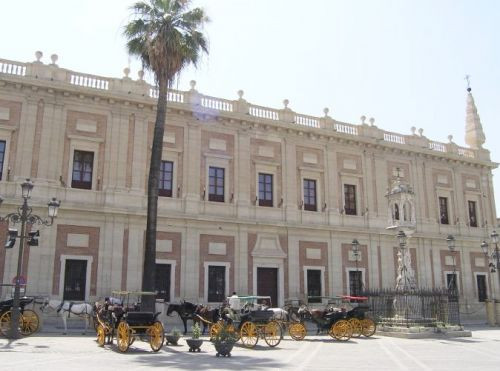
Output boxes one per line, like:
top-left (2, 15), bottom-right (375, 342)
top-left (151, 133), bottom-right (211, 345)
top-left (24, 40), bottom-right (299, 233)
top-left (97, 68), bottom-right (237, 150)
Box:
top-left (360, 288), bottom-right (460, 327)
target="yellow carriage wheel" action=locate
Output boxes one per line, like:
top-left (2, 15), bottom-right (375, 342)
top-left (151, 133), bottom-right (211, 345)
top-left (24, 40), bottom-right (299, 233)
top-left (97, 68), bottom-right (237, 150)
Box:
top-left (20, 310), bottom-right (39, 336)
top-left (0, 311), bottom-right (13, 336)
top-left (117, 321), bottom-right (131, 352)
top-left (361, 318), bottom-right (376, 337)
top-left (331, 320), bottom-right (352, 341)
top-left (0, 311), bottom-right (22, 336)
top-left (348, 318), bottom-right (362, 338)
top-left (240, 321), bottom-right (258, 348)
top-left (209, 321), bottom-right (223, 341)
top-left (96, 324), bottom-right (106, 347)
top-left (264, 321), bottom-right (282, 347)
top-left (149, 321), bottom-right (164, 352)
top-left (289, 322), bottom-right (307, 341)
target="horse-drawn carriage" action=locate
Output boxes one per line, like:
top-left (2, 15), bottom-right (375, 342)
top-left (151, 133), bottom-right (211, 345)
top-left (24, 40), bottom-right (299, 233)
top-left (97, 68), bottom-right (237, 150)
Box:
top-left (210, 295), bottom-right (282, 349)
top-left (0, 296), bottom-right (39, 337)
top-left (284, 295), bottom-right (376, 341)
top-left (95, 291), bottom-right (164, 353)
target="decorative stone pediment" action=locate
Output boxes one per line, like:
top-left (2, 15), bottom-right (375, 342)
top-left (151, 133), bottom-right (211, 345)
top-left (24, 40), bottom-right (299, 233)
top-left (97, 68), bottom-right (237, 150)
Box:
top-left (251, 234), bottom-right (286, 259)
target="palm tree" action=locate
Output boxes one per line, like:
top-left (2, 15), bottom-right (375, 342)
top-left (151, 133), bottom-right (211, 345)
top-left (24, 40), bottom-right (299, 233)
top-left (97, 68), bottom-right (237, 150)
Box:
top-left (124, 0), bottom-right (208, 310)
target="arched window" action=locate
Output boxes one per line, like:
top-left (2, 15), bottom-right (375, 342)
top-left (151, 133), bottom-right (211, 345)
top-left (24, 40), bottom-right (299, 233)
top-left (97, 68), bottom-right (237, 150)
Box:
top-left (394, 203), bottom-right (400, 220)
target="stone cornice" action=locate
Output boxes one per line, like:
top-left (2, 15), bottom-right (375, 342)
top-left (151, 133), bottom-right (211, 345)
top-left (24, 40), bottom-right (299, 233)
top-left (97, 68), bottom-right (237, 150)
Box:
top-left (0, 57), bottom-right (497, 170)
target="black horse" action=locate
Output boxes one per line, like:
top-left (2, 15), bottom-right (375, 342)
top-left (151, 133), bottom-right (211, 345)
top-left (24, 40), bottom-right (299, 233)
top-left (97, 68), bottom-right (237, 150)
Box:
top-left (166, 301), bottom-right (201, 335)
top-left (166, 301), bottom-right (220, 335)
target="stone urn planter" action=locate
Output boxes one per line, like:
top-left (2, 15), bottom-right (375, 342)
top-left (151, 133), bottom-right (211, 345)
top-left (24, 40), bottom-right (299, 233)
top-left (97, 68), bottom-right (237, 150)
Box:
top-left (212, 323), bottom-right (238, 357)
top-left (214, 340), bottom-right (235, 357)
top-left (165, 332), bottom-right (181, 346)
top-left (186, 338), bottom-right (203, 352)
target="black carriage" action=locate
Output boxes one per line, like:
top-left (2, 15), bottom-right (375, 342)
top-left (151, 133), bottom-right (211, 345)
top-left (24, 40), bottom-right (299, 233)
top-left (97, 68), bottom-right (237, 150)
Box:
top-left (212, 295), bottom-right (282, 349)
top-left (343, 296), bottom-right (377, 338)
top-left (286, 295), bottom-right (376, 341)
top-left (95, 291), bottom-right (164, 353)
top-left (0, 295), bottom-right (39, 337)
top-left (285, 296), bottom-right (353, 341)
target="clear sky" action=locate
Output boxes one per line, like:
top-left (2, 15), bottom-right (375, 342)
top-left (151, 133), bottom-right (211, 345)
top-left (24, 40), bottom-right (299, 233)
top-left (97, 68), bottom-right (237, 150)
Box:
top-left (1, 0), bottom-right (499, 213)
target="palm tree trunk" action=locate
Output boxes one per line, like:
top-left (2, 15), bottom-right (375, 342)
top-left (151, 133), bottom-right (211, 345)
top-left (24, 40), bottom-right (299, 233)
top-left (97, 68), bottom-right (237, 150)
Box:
top-left (142, 76), bottom-right (168, 311)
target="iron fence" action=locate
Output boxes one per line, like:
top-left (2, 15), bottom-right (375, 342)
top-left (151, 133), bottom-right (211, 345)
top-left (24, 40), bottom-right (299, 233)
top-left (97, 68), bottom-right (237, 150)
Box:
top-left (360, 288), bottom-right (460, 327)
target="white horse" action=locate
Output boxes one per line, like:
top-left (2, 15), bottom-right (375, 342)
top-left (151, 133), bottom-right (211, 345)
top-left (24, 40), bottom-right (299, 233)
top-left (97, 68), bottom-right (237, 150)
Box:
top-left (40, 299), bottom-right (94, 335)
top-left (268, 307), bottom-right (289, 322)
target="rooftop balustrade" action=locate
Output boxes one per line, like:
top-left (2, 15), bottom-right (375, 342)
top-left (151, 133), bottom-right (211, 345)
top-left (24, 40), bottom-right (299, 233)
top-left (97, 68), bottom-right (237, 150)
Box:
top-left (0, 53), bottom-right (489, 163)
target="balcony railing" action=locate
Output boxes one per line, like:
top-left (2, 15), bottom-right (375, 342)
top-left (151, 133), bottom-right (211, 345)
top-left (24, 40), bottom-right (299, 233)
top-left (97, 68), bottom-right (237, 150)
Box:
top-left (0, 55), bottom-right (485, 162)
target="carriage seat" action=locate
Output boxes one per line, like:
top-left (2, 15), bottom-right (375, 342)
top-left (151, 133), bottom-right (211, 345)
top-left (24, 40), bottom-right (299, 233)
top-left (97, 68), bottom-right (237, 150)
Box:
top-left (125, 311), bottom-right (156, 325)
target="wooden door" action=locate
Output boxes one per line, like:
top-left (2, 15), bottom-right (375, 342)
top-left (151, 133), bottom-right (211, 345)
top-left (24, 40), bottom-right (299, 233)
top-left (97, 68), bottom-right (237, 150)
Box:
top-left (63, 259), bottom-right (87, 301)
top-left (257, 267), bottom-right (278, 307)
top-left (155, 264), bottom-right (171, 302)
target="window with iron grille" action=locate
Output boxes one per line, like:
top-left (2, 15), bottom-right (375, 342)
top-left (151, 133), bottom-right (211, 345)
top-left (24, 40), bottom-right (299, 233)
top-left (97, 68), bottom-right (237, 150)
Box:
top-left (307, 269), bottom-right (322, 303)
top-left (303, 179), bottom-right (317, 211)
top-left (0, 140), bottom-right (5, 181)
top-left (344, 184), bottom-right (357, 215)
top-left (439, 197), bottom-right (449, 224)
top-left (446, 273), bottom-right (458, 292)
top-left (476, 275), bottom-right (487, 302)
top-left (468, 200), bottom-right (478, 227)
top-left (159, 161), bottom-right (173, 197)
top-left (208, 265), bottom-right (225, 302)
top-left (208, 166), bottom-right (225, 202)
top-left (72, 150), bottom-right (94, 190)
top-left (349, 270), bottom-right (362, 297)
top-left (258, 173), bottom-right (273, 207)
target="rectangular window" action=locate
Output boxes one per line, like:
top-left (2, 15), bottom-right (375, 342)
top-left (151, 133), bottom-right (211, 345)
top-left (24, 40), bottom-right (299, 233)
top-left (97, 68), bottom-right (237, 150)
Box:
top-left (158, 161), bottom-right (173, 197)
top-left (446, 273), bottom-right (458, 292)
top-left (439, 197), bottom-right (449, 224)
top-left (303, 179), bottom-right (317, 211)
top-left (258, 173), bottom-right (273, 207)
top-left (208, 166), bottom-right (225, 202)
top-left (468, 200), bottom-right (478, 227)
top-left (0, 140), bottom-right (5, 181)
top-left (344, 184), bottom-right (357, 215)
top-left (207, 266), bottom-right (226, 302)
top-left (307, 269), bottom-right (322, 303)
top-left (71, 150), bottom-right (94, 190)
top-left (155, 263), bottom-right (171, 302)
top-left (476, 275), bottom-right (487, 302)
top-left (349, 270), bottom-right (363, 297)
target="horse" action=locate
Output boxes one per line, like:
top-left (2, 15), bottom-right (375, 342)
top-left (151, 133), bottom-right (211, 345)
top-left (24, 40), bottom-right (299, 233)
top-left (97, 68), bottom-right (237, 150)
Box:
top-left (194, 305), bottom-right (220, 335)
top-left (166, 301), bottom-right (201, 335)
top-left (40, 299), bottom-right (94, 335)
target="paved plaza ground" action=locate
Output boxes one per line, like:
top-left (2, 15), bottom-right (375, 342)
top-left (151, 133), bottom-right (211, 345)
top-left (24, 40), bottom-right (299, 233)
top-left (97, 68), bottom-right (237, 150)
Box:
top-left (1, 326), bottom-right (500, 370)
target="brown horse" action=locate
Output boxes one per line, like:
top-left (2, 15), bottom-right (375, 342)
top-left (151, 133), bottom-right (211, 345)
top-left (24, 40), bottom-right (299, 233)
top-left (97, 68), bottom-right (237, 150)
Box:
top-left (194, 305), bottom-right (219, 335)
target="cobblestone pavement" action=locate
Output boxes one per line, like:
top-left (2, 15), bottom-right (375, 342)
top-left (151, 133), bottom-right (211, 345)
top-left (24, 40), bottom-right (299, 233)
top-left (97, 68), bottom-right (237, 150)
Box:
top-left (1, 326), bottom-right (500, 370)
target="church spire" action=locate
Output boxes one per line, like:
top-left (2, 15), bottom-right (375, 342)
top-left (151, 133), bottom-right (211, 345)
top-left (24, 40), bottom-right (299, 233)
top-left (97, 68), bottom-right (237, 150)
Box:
top-left (464, 76), bottom-right (486, 149)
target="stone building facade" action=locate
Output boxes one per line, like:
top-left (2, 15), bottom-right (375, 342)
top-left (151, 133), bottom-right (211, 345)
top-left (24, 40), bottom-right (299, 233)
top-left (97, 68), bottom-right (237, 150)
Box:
top-left (0, 52), bottom-right (497, 321)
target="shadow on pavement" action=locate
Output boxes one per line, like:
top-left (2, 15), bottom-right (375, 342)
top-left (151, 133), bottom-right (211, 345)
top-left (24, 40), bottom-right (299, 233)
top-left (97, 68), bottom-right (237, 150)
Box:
top-left (132, 347), bottom-right (286, 370)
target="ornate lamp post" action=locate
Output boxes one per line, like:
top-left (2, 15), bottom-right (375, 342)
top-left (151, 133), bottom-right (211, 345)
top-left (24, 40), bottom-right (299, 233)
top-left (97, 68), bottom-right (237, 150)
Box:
top-left (351, 239), bottom-right (360, 272)
top-left (446, 235), bottom-right (457, 291)
top-left (0, 179), bottom-right (60, 339)
top-left (480, 230), bottom-right (500, 294)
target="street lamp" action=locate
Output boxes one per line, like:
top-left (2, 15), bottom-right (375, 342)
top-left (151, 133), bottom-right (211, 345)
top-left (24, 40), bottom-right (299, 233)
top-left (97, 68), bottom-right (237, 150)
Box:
top-left (351, 239), bottom-right (360, 271)
top-left (0, 179), bottom-right (60, 339)
top-left (351, 239), bottom-right (361, 296)
top-left (480, 231), bottom-right (500, 291)
top-left (446, 235), bottom-right (457, 291)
